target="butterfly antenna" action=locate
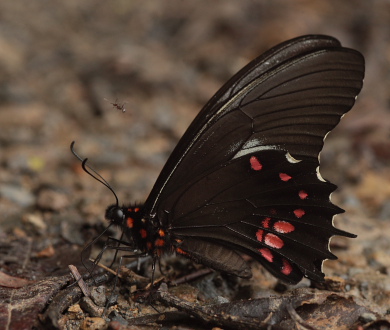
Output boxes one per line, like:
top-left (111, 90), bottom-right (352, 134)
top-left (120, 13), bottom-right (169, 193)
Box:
top-left (70, 141), bottom-right (119, 206)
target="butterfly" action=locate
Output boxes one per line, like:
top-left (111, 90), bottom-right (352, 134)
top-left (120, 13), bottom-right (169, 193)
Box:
top-left (74, 35), bottom-right (364, 284)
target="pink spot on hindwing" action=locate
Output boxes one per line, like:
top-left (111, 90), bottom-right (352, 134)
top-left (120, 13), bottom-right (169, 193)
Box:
top-left (259, 248), bottom-right (273, 262)
top-left (294, 209), bottom-right (305, 218)
top-left (299, 190), bottom-right (308, 199)
top-left (256, 229), bottom-right (264, 241)
top-left (281, 258), bottom-right (293, 275)
top-left (273, 221), bottom-right (295, 233)
top-left (250, 156), bottom-right (262, 171)
top-left (262, 217), bottom-right (271, 228)
top-left (264, 233), bottom-right (284, 249)
top-left (257, 230), bottom-right (284, 249)
top-left (279, 173), bottom-right (292, 181)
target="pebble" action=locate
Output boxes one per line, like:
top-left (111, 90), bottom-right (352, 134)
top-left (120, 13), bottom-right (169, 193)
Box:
top-left (107, 311), bottom-right (128, 326)
top-left (210, 296), bottom-right (229, 304)
top-left (79, 317), bottom-right (106, 330)
top-left (36, 244), bottom-right (55, 258)
top-left (79, 297), bottom-right (104, 318)
top-left (0, 184), bottom-right (35, 207)
top-left (358, 312), bottom-right (376, 323)
top-left (67, 304), bottom-right (84, 320)
top-left (91, 286), bottom-right (107, 307)
top-left (36, 188), bottom-right (69, 211)
top-left (22, 213), bottom-right (47, 234)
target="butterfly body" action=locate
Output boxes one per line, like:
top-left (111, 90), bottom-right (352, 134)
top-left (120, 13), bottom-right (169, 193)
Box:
top-left (96, 35), bottom-right (364, 285)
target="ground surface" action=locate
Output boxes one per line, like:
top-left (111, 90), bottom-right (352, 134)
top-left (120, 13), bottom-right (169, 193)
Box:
top-left (0, 1), bottom-right (390, 330)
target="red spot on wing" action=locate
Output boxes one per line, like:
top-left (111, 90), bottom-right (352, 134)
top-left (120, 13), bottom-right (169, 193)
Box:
top-left (176, 247), bottom-right (187, 255)
top-left (134, 207), bottom-right (140, 212)
top-left (294, 209), bottom-right (305, 218)
top-left (147, 242), bottom-right (153, 250)
top-left (262, 217), bottom-right (271, 228)
top-left (274, 221), bottom-right (295, 233)
top-left (128, 208), bottom-right (133, 212)
top-left (256, 229), bottom-right (264, 241)
top-left (279, 173), bottom-right (292, 181)
top-left (158, 229), bottom-right (165, 237)
top-left (281, 258), bottom-right (293, 275)
top-left (127, 217), bottom-right (134, 228)
top-left (264, 233), bottom-right (284, 249)
top-left (250, 156), bottom-right (263, 171)
top-left (155, 239), bottom-right (165, 247)
top-left (259, 248), bottom-right (273, 262)
top-left (299, 190), bottom-right (308, 199)
top-left (140, 229), bottom-right (147, 238)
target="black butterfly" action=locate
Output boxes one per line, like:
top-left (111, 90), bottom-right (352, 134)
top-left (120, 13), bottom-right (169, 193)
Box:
top-left (75, 35), bottom-right (364, 284)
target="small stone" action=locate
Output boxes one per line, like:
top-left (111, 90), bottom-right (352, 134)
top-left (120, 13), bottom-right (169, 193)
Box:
top-left (106, 293), bottom-right (118, 307)
top-left (67, 304), bottom-right (84, 320)
top-left (211, 296), bottom-right (229, 304)
top-left (358, 312), bottom-right (377, 323)
top-left (79, 297), bottom-right (104, 317)
top-left (13, 227), bottom-right (27, 238)
top-left (36, 188), bottom-right (69, 211)
top-left (0, 184), bottom-right (35, 207)
top-left (68, 304), bottom-right (83, 313)
top-left (22, 213), bottom-right (47, 233)
top-left (108, 310), bottom-right (128, 326)
top-left (80, 317), bottom-right (106, 330)
top-left (313, 276), bottom-right (347, 292)
top-left (91, 286), bottom-right (107, 307)
top-left (169, 284), bottom-right (198, 303)
top-left (36, 244), bottom-right (55, 258)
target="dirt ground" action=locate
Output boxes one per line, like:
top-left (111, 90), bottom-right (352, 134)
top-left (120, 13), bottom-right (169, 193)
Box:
top-left (0, 1), bottom-right (390, 330)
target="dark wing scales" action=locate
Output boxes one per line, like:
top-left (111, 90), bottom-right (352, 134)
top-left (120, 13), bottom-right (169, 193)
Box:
top-left (144, 35), bottom-right (364, 214)
top-left (165, 149), bottom-right (341, 222)
top-left (237, 50), bottom-right (364, 161)
top-left (171, 150), bottom-right (352, 283)
top-left (177, 238), bottom-right (252, 278)
top-left (143, 35), bottom-right (364, 283)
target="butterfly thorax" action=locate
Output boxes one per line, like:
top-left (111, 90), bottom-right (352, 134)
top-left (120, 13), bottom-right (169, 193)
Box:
top-left (105, 204), bottom-right (172, 257)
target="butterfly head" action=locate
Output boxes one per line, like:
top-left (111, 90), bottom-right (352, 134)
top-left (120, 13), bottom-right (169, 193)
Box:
top-left (105, 204), bottom-right (125, 226)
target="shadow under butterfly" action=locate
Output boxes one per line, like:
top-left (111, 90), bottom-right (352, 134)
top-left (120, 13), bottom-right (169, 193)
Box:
top-left (73, 35), bottom-right (365, 285)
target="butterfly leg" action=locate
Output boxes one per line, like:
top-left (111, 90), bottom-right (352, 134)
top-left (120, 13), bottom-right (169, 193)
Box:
top-left (82, 235), bottom-right (133, 280)
top-left (104, 249), bottom-right (150, 315)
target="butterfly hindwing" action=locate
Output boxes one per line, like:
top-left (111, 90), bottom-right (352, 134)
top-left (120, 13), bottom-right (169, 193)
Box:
top-left (169, 149), bottom-right (350, 283)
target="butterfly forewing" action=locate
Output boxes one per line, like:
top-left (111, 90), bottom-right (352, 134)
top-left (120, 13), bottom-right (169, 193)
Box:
top-left (239, 50), bottom-right (364, 161)
top-left (141, 35), bottom-right (364, 283)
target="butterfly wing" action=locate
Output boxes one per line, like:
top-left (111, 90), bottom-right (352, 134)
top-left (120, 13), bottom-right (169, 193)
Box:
top-left (144, 35), bottom-right (364, 283)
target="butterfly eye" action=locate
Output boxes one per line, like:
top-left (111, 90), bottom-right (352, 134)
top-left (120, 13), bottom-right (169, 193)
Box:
top-left (105, 205), bottom-right (124, 223)
top-left (113, 208), bottom-right (124, 221)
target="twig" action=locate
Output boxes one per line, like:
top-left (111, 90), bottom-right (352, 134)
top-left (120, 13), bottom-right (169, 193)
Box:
top-left (68, 265), bottom-right (91, 297)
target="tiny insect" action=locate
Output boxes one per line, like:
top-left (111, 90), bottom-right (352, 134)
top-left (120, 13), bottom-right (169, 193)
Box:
top-left (104, 98), bottom-right (127, 112)
top-left (74, 35), bottom-right (364, 286)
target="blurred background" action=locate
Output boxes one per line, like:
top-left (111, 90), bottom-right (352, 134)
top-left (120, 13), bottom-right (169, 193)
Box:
top-left (0, 0), bottom-right (389, 290)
